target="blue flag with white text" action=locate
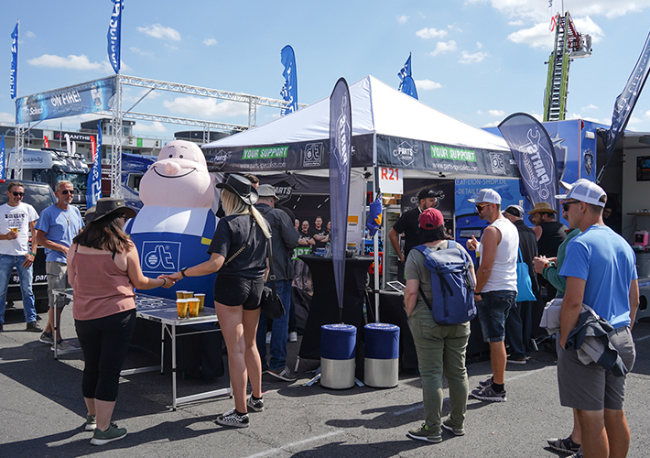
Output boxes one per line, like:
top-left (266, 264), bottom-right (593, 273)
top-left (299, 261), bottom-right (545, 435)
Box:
top-left (10, 22), bottom-right (18, 99)
top-left (280, 45), bottom-right (298, 116)
top-left (87, 121), bottom-right (102, 207)
top-left (366, 194), bottom-right (383, 236)
top-left (398, 53), bottom-right (418, 99)
top-left (598, 31), bottom-right (650, 182)
top-left (329, 78), bottom-right (352, 315)
top-left (498, 113), bottom-right (559, 212)
top-left (107, 0), bottom-right (123, 74)
top-left (0, 134), bottom-right (5, 180)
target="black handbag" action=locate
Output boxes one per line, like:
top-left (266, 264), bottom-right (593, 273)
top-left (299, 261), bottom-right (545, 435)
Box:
top-left (259, 236), bottom-right (285, 319)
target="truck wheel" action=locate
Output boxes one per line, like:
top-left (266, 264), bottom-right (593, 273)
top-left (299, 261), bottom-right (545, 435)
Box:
top-left (35, 299), bottom-right (49, 314)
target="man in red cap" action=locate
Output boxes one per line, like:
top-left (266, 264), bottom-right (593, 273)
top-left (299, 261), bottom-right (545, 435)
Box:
top-left (404, 207), bottom-right (475, 443)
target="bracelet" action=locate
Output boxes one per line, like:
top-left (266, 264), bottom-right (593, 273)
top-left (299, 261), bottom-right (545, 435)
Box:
top-left (29, 252), bottom-right (36, 257)
top-left (161, 278), bottom-right (167, 287)
top-left (180, 267), bottom-right (188, 278)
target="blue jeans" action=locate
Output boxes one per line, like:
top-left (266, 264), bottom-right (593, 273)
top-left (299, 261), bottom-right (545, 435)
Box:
top-left (476, 290), bottom-right (516, 343)
top-left (0, 254), bottom-right (36, 324)
top-left (256, 280), bottom-right (291, 371)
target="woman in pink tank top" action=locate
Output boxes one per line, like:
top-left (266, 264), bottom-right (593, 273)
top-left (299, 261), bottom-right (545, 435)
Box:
top-left (68, 198), bottom-right (175, 446)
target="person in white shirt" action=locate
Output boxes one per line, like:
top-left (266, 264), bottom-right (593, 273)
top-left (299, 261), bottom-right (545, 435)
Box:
top-left (0, 182), bottom-right (41, 332)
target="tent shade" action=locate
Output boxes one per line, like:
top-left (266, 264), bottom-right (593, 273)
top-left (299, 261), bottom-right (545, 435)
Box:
top-left (202, 75), bottom-right (517, 177)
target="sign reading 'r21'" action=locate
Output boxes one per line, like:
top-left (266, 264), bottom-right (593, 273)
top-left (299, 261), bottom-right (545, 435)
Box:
top-left (379, 167), bottom-right (403, 194)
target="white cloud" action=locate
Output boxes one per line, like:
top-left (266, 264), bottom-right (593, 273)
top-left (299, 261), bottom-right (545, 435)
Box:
top-left (26, 31), bottom-right (36, 38)
top-left (628, 116), bottom-right (643, 125)
top-left (133, 122), bottom-right (167, 133)
top-left (474, 0), bottom-right (650, 22)
top-left (137, 24), bottom-right (181, 41)
top-left (163, 97), bottom-right (248, 118)
top-left (130, 46), bottom-right (153, 57)
top-left (488, 109), bottom-right (506, 116)
top-left (646, 110), bottom-right (650, 117)
top-left (507, 22), bottom-right (554, 49)
top-left (0, 112), bottom-right (15, 123)
top-left (203, 38), bottom-right (218, 46)
top-left (459, 51), bottom-right (489, 64)
top-left (27, 54), bottom-right (113, 72)
top-left (430, 40), bottom-right (457, 56)
top-left (481, 120), bottom-right (501, 128)
top-left (581, 104), bottom-right (599, 111)
top-left (416, 28), bottom-right (448, 39)
top-left (573, 16), bottom-right (605, 44)
top-left (415, 79), bottom-right (442, 90)
top-left (476, 42), bottom-right (483, 49)
top-left (397, 15), bottom-right (409, 24)
top-left (508, 20), bottom-right (525, 26)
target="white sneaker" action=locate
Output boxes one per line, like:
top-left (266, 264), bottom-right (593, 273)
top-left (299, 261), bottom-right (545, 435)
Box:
top-left (288, 331), bottom-right (298, 342)
top-left (266, 331), bottom-right (271, 344)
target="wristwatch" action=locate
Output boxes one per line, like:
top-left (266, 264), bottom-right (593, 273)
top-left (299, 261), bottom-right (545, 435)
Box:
top-left (180, 267), bottom-right (188, 278)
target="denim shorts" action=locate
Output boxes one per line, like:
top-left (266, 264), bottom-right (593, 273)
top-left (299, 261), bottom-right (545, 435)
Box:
top-left (476, 290), bottom-right (516, 342)
top-left (214, 274), bottom-right (264, 310)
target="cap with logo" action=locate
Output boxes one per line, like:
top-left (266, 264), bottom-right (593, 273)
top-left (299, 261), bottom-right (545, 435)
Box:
top-left (468, 188), bottom-right (502, 204)
top-left (418, 188), bottom-right (439, 201)
top-left (555, 179), bottom-right (607, 207)
top-left (419, 207), bottom-right (444, 230)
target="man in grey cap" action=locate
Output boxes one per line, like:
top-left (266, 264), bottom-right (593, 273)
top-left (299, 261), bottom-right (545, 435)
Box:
top-left (555, 179), bottom-right (638, 458)
top-left (254, 184), bottom-right (300, 381)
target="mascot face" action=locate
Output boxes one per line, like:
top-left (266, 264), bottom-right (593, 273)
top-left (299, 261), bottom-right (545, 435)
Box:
top-left (139, 140), bottom-right (214, 208)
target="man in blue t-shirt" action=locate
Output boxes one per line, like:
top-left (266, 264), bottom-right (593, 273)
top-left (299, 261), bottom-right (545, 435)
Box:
top-left (556, 179), bottom-right (639, 458)
top-left (35, 181), bottom-right (84, 349)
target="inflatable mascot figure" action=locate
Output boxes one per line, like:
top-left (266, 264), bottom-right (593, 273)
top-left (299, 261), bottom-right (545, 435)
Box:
top-left (126, 140), bottom-right (218, 304)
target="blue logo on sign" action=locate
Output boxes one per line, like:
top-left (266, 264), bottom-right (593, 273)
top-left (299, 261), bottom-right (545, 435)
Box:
top-left (142, 241), bottom-right (180, 273)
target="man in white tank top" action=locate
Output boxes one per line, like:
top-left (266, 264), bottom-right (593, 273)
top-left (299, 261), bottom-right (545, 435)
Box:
top-left (465, 189), bottom-right (519, 402)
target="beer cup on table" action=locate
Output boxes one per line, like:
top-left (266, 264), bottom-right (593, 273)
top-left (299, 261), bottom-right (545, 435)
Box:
top-left (176, 290), bottom-right (186, 300)
top-left (194, 293), bottom-right (205, 312)
top-left (188, 298), bottom-right (200, 317)
top-left (177, 299), bottom-right (189, 319)
top-left (183, 291), bottom-right (194, 300)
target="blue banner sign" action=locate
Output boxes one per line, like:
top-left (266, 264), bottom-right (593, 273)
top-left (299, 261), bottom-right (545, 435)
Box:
top-left (10, 22), bottom-right (18, 99)
top-left (15, 77), bottom-right (116, 124)
top-left (107, 0), bottom-right (123, 74)
top-left (87, 120), bottom-right (102, 207)
top-left (329, 78), bottom-right (352, 312)
top-left (280, 45), bottom-right (298, 116)
top-left (498, 113), bottom-right (559, 212)
top-left (0, 134), bottom-right (5, 180)
top-left (398, 53), bottom-right (418, 100)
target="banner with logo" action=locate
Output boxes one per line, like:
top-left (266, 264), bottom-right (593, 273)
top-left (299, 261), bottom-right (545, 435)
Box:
top-left (87, 121), bottom-right (102, 207)
top-left (10, 22), bottom-right (18, 99)
top-left (329, 78), bottom-right (352, 313)
top-left (15, 77), bottom-right (116, 124)
top-left (107, 0), bottom-right (123, 74)
top-left (598, 30), bottom-right (650, 182)
top-left (398, 53), bottom-right (418, 100)
top-left (280, 45), bottom-right (298, 116)
top-left (43, 136), bottom-right (49, 148)
top-left (498, 113), bottom-right (559, 212)
top-left (0, 134), bottom-right (5, 180)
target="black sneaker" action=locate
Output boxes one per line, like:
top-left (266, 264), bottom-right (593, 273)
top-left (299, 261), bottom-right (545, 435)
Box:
top-left (247, 396), bottom-right (264, 412)
top-left (506, 356), bottom-right (527, 365)
top-left (265, 366), bottom-right (297, 382)
top-left (26, 321), bottom-right (43, 332)
top-left (547, 435), bottom-right (581, 454)
top-left (39, 332), bottom-right (54, 345)
top-left (477, 376), bottom-right (493, 388)
top-left (470, 385), bottom-right (507, 402)
top-left (215, 409), bottom-right (249, 428)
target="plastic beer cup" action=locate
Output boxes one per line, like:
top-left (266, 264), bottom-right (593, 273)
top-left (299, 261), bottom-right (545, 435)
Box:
top-left (188, 298), bottom-right (200, 317)
top-left (9, 227), bottom-right (18, 235)
top-left (176, 291), bottom-right (186, 300)
top-left (183, 291), bottom-right (194, 299)
top-left (194, 293), bottom-right (205, 312)
top-left (176, 299), bottom-right (189, 319)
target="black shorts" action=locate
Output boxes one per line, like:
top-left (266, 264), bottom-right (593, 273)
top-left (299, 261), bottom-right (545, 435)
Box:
top-left (214, 274), bottom-right (264, 310)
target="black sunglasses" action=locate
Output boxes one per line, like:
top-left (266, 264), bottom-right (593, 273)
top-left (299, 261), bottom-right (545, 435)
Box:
top-left (61, 190), bottom-right (73, 195)
top-left (475, 203), bottom-right (489, 212)
top-left (561, 200), bottom-right (581, 212)
top-left (12, 192), bottom-right (24, 197)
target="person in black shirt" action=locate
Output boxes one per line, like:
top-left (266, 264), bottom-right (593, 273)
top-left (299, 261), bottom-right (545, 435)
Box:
top-left (388, 188), bottom-right (438, 279)
top-left (311, 216), bottom-right (329, 252)
top-left (529, 202), bottom-right (566, 302)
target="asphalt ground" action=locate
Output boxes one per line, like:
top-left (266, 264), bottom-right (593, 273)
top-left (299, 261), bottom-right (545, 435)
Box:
top-left (1, 304), bottom-right (650, 458)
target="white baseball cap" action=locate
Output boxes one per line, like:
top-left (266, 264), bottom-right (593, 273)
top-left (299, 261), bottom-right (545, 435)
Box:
top-left (555, 179), bottom-right (607, 207)
top-left (468, 188), bottom-right (502, 205)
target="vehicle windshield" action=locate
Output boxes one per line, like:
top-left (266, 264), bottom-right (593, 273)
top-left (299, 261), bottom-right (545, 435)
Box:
top-left (58, 172), bottom-right (88, 192)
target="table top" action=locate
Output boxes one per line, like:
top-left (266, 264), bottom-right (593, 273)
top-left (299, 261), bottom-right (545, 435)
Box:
top-left (53, 289), bottom-right (218, 327)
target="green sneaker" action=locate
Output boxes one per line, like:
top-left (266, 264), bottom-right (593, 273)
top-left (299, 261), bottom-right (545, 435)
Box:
top-left (442, 418), bottom-right (465, 436)
top-left (90, 423), bottom-right (127, 445)
top-left (85, 414), bottom-right (97, 431)
top-left (407, 423), bottom-right (442, 443)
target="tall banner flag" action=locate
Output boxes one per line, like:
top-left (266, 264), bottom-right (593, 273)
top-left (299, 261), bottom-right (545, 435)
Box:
top-left (598, 31), bottom-right (650, 182)
top-left (87, 121), bottom-right (102, 207)
top-left (329, 78), bottom-right (352, 316)
top-left (549, 0), bottom-right (563, 31)
top-left (280, 45), bottom-right (298, 116)
top-left (498, 113), bottom-right (559, 212)
top-left (107, 0), bottom-right (123, 74)
top-left (398, 53), bottom-right (418, 100)
top-left (10, 21), bottom-right (18, 99)
top-left (0, 134), bottom-right (5, 180)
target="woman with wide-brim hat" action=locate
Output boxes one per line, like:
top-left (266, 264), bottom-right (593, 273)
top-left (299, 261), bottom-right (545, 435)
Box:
top-left (164, 174), bottom-right (271, 428)
top-left (68, 198), bottom-right (176, 445)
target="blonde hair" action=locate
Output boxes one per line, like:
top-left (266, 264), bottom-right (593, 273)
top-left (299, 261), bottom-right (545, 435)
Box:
top-left (221, 189), bottom-right (271, 239)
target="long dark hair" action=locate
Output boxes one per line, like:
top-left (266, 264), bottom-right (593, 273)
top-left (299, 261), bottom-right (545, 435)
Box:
top-left (73, 212), bottom-right (131, 254)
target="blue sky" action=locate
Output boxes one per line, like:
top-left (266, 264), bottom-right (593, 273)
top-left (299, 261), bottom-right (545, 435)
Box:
top-left (2, 0), bottom-right (650, 140)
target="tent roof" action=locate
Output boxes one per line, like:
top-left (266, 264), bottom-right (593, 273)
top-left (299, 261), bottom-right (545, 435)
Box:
top-left (203, 75), bottom-right (509, 153)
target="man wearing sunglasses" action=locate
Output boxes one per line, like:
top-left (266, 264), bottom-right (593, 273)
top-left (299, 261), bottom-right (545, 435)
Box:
top-left (35, 181), bottom-right (84, 350)
top-left (0, 182), bottom-right (41, 333)
top-left (466, 189), bottom-right (519, 402)
top-left (554, 180), bottom-right (638, 458)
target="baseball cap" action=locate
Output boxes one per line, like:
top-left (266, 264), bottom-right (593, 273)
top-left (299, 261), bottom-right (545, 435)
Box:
top-left (257, 184), bottom-right (278, 199)
top-left (468, 188), bottom-right (502, 204)
top-left (418, 188), bottom-right (439, 201)
top-left (503, 205), bottom-right (524, 218)
top-left (419, 208), bottom-right (444, 230)
top-left (555, 179), bottom-right (607, 207)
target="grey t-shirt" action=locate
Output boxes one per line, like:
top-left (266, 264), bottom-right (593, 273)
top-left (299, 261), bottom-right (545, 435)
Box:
top-left (405, 241), bottom-right (475, 314)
